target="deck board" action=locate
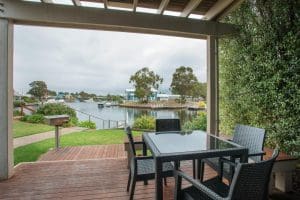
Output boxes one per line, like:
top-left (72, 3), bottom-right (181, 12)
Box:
top-left (38, 144), bottom-right (127, 161)
top-left (0, 158), bottom-right (216, 200)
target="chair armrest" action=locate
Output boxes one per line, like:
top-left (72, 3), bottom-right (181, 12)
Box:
top-left (249, 151), bottom-right (265, 157)
top-left (175, 170), bottom-right (226, 200)
top-left (134, 156), bottom-right (153, 160)
top-left (133, 141), bottom-right (145, 145)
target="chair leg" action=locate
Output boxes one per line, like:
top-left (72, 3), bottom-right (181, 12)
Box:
top-left (143, 180), bottom-right (148, 185)
top-left (126, 170), bottom-right (131, 192)
top-left (199, 161), bottom-right (205, 182)
top-left (192, 160), bottom-right (196, 179)
top-left (164, 177), bottom-right (167, 186)
top-left (129, 175), bottom-right (136, 200)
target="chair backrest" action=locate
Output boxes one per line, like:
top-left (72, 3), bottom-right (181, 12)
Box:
top-left (125, 126), bottom-right (136, 156)
top-left (155, 118), bottom-right (181, 132)
top-left (233, 124), bottom-right (265, 162)
top-left (228, 149), bottom-right (279, 200)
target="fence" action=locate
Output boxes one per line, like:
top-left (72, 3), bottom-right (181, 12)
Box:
top-left (72, 108), bottom-right (126, 130)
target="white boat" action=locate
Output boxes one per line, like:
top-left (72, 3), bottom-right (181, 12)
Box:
top-left (84, 98), bottom-right (94, 103)
top-left (105, 102), bottom-right (111, 107)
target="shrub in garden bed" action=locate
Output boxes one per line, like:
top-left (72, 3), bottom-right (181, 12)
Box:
top-left (133, 115), bottom-right (155, 131)
top-left (21, 114), bottom-right (44, 124)
top-left (79, 120), bottom-right (96, 129)
top-left (37, 103), bottom-right (78, 127)
top-left (183, 112), bottom-right (207, 131)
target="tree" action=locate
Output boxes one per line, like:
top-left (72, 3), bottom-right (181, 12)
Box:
top-left (219, 0), bottom-right (299, 156)
top-left (47, 90), bottom-right (57, 97)
top-left (129, 67), bottom-right (163, 102)
top-left (27, 81), bottom-right (48, 102)
top-left (170, 66), bottom-right (198, 102)
top-left (192, 82), bottom-right (207, 100)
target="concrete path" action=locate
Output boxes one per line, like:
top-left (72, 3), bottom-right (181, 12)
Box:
top-left (14, 127), bottom-right (87, 148)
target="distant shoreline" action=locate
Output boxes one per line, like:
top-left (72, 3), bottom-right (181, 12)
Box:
top-left (119, 101), bottom-right (205, 110)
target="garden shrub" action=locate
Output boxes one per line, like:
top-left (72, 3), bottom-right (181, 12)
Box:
top-left (183, 112), bottom-right (207, 131)
top-left (13, 101), bottom-right (25, 108)
top-left (37, 103), bottom-right (78, 127)
top-left (133, 115), bottom-right (155, 130)
top-left (219, 1), bottom-right (299, 156)
top-left (21, 114), bottom-right (44, 123)
top-left (198, 101), bottom-right (206, 109)
top-left (13, 110), bottom-right (22, 116)
top-left (79, 120), bottom-right (96, 129)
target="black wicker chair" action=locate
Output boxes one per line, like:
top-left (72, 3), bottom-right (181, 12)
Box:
top-left (125, 126), bottom-right (174, 200)
top-left (199, 124), bottom-right (266, 181)
top-left (156, 118), bottom-right (181, 132)
top-left (175, 149), bottom-right (279, 200)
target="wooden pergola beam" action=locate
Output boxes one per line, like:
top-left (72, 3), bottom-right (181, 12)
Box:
top-left (157, 0), bottom-right (170, 15)
top-left (103, 0), bottom-right (108, 9)
top-left (1, 0), bottom-right (238, 39)
top-left (133, 0), bottom-right (138, 12)
top-left (72, 0), bottom-right (81, 6)
top-left (180, 0), bottom-right (203, 18)
top-left (41, 0), bottom-right (53, 3)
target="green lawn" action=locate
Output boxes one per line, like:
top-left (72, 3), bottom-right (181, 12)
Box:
top-left (13, 120), bottom-right (54, 138)
top-left (14, 129), bottom-right (141, 165)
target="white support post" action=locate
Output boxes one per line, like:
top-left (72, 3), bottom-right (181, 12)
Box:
top-left (206, 36), bottom-right (219, 135)
top-left (0, 19), bottom-right (14, 180)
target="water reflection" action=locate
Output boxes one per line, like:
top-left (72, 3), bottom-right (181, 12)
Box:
top-left (67, 102), bottom-right (199, 129)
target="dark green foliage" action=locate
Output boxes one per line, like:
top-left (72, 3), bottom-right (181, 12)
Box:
top-left (21, 114), bottom-right (44, 124)
top-left (47, 90), bottom-right (57, 97)
top-left (13, 110), bottom-right (22, 116)
top-left (13, 101), bottom-right (25, 108)
top-left (37, 103), bottom-right (78, 126)
top-left (170, 66), bottom-right (200, 102)
top-left (183, 112), bottom-right (207, 131)
top-left (27, 81), bottom-right (48, 101)
top-left (129, 67), bottom-right (163, 103)
top-left (78, 120), bottom-right (96, 129)
top-left (133, 115), bottom-right (155, 130)
top-left (219, 0), bottom-right (300, 156)
top-left (22, 96), bottom-right (37, 103)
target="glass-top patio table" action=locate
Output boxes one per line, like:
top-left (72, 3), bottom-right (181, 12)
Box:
top-left (142, 130), bottom-right (249, 200)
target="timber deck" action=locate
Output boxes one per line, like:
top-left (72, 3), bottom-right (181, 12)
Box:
top-left (0, 145), bottom-right (297, 199)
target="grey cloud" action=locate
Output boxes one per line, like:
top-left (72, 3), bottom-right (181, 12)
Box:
top-left (14, 25), bottom-right (207, 95)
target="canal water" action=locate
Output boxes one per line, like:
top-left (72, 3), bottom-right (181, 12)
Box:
top-left (67, 102), bottom-right (199, 129)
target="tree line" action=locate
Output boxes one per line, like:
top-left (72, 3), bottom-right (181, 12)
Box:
top-left (129, 66), bottom-right (206, 103)
top-left (25, 81), bottom-right (123, 103)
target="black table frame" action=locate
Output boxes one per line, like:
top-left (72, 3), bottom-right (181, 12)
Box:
top-left (142, 131), bottom-right (248, 200)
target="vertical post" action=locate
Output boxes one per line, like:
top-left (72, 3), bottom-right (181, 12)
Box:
top-left (0, 19), bottom-right (14, 180)
top-left (108, 120), bottom-right (110, 129)
top-left (55, 125), bottom-right (60, 149)
top-left (206, 36), bottom-right (219, 136)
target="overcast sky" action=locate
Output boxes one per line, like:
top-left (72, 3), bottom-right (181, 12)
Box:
top-left (14, 25), bottom-right (207, 95)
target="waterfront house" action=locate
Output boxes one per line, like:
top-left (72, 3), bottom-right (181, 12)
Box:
top-left (125, 88), bottom-right (158, 101)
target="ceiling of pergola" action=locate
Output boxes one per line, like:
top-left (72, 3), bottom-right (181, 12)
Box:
top-left (30, 0), bottom-right (243, 21)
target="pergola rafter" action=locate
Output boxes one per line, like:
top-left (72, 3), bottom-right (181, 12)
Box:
top-left (72, 0), bottom-right (81, 6)
top-left (157, 0), bottom-right (170, 15)
top-left (133, 0), bottom-right (138, 12)
top-left (181, 0), bottom-right (203, 18)
top-left (41, 0), bottom-right (53, 3)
